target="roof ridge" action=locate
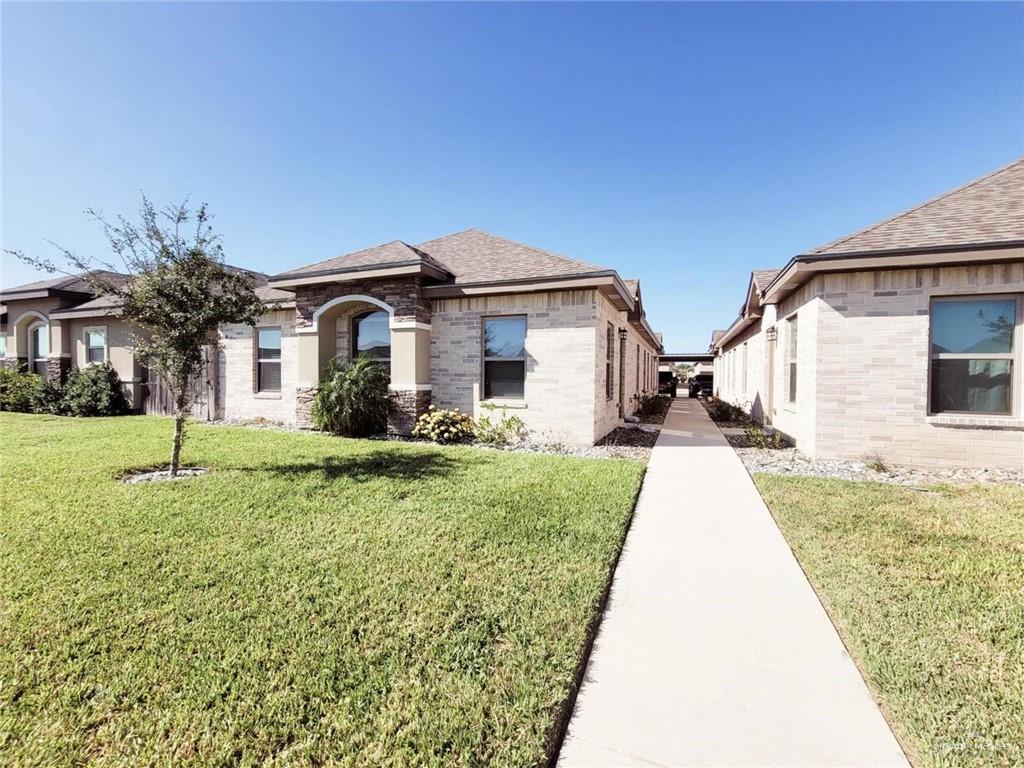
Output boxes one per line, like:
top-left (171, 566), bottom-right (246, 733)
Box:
top-left (807, 156), bottom-right (1024, 255)
top-left (417, 228), bottom-right (606, 273)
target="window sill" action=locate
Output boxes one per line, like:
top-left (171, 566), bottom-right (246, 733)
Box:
top-left (254, 391), bottom-right (282, 400)
top-left (926, 414), bottom-right (1024, 430)
top-left (481, 398), bottom-right (527, 409)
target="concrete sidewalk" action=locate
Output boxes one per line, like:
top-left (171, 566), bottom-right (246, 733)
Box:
top-left (558, 397), bottom-right (908, 767)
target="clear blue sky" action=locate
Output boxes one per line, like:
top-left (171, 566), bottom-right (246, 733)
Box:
top-left (3, 2), bottom-right (1022, 351)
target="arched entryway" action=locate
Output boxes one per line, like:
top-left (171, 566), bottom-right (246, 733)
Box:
top-left (294, 292), bottom-right (432, 434)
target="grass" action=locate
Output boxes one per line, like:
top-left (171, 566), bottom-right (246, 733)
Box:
top-left (755, 475), bottom-right (1024, 768)
top-left (0, 413), bottom-right (645, 767)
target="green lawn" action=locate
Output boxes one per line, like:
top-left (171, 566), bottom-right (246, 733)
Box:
top-left (755, 475), bottom-right (1024, 768)
top-left (0, 413), bottom-right (644, 767)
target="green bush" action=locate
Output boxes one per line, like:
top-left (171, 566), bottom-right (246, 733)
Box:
top-left (474, 402), bottom-right (528, 446)
top-left (60, 363), bottom-right (129, 417)
top-left (412, 406), bottom-right (475, 444)
top-left (631, 391), bottom-right (669, 419)
top-left (312, 356), bottom-right (391, 437)
top-left (704, 396), bottom-right (749, 424)
top-left (32, 376), bottom-right (66, 415)
top-left (743, 426), bottom-right (785, 449)
top-left (0, 367), bottom-right (42, 413)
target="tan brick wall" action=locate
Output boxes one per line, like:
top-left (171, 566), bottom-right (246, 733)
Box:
top-left (431, 290), bottom-right (599, 445)
top-left (219, 308), bottom-right (298, 424)
top-left (717, 260), bottom-right (1024, 469)
top-left (594, 292), bottom-right (660, 441)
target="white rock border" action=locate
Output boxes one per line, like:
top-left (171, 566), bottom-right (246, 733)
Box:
top-left (121, 467), bottom-right (211, 484)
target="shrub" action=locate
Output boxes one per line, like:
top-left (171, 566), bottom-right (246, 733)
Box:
top-left (60, 363), bottom-right (129, 417)
top-left (412, 406), bottom-right (475, 444)
top-left (0, 367), bottom-right (42, 413)
top-left (631, 391), bottom-right (669, 419)
top-left (33, 376), bottom-right (66, 415)
top-left (475, 402), bottom-right (529, 446)
top-left (744, 426), bottom-right (785, 449)
top-left (312, 356), bottom-right (391, 437)
top-left (704, 396), bottom-right (749, 424)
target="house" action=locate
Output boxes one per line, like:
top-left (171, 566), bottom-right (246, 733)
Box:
top-left (1, 229), bottom-right (663, 445)
top-left (713, 158), bottom-right (1024, 469)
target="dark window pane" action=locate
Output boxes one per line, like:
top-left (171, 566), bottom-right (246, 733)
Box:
top-left (33, 359), bottom-right (47, 376)
top-left (931, 299), bottom-right (1016, 354)
top-left (258, 362), bottom-right (281, 392)
top-left (258, 328), bottom-right (282, 360)
top-left (484, 317), bottom-right (526, 358)
top-left (484, 360), bottom-right (524, 398)
top-left (353, 311), bottom-right (390, 360)
top-left (87, 347), bottom-right (105, 363)
top-left (789, 362), bottom-right (797, 402)
top-left (931, 359), bottom-right (1012, 414)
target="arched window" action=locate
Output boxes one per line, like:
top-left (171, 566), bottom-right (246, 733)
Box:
top-left (352, 310), bottom-right (390, 363)
top-left (29, 323), bottom-right (49, 375)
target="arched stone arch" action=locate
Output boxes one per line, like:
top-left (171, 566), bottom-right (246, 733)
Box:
top-left (310, 294), bottom-right (394, 332)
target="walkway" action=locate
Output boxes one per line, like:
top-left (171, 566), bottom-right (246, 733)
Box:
top-left (558, 397), bottom-right (908, 767)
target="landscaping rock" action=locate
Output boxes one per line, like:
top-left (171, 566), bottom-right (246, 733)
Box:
top-left (734, 445), bottom-right (1024, 487)
top-left (122, 467), bottom-right (210, 484)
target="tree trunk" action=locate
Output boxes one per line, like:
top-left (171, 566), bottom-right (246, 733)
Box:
top-left (170, 381), bottom-right (189, 477)
top-left (170, 413), bottom-right (185, 477)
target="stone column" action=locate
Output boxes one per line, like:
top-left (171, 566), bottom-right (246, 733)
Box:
top-left (294, 329), bottom-right (324, 428)
top-left (388, 320), bottom-right (431, 435)
top-left (45, 319), bottom-right (72, 385)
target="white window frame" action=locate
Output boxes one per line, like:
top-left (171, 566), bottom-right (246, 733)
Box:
top-left (28, 321), bottom-right (49, 376)
top-left (84, 325), bottom-right (108, 365)
top-left (255, 325), bottom-right (283, 394)
top-left (482, 314), bottom-right (527, 402)
top-left (928, 293), bottom-right (1022, 417)
top-left (786, 314), bottom-right (798, 404)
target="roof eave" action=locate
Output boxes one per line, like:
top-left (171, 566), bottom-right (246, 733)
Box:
top-left (761, 241), bottom-right (1024, 305)
top-left (268, 260), bottom-right (450, 288)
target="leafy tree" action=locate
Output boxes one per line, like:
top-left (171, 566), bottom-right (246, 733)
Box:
top-left (7, 196), bottom-right (265, 475)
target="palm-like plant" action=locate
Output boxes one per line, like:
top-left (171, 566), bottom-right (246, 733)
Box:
top-left (312, 355), bottom-right (391, 437)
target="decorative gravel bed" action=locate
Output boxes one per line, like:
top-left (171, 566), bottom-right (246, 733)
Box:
top-left (735, 445), bottom-right (1024, 487)
top-left (121, 467), bottom-right (210, 484)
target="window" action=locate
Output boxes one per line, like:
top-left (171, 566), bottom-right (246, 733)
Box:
top-left (85, 326), bottom-right (107, 364)
top-left (605, 323), bottom-right (615, 399)
top-left (635, 343), bottom-right (640, 392)
top-left (787, 315), bottom-right (798, 404)
top-left (29, 323), bottom-right (48, 376)
top-left (256, 327), bottom-right (282, 393)
top-left (741, 343), bottom-right (748, 393)
top-left (0, 334), bottom-right (6, 358)
top-left (352, 310), bottom-right (391, 362)
top-left (930, 296), bottom-right (1018, 415)
top-left (483, 316), bottom-right (526, 399)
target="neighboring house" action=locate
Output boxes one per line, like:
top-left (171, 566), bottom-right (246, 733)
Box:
top-left (713, 157), bottom-right (1024, 469)
top-left (1, 229), bottom-right (662, 445)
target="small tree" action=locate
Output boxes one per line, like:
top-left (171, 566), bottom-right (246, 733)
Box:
top-left (7, 196), bottom-right (265, 475)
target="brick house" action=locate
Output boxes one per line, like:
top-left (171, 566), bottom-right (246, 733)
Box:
top-left (713, 158), bottom-right (1024, 469)
top-left (1, 229), bottom-right (662, 445)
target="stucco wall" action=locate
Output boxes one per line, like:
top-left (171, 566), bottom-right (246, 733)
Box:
top-left (219, 308), bottom-right (299, 423)
top-left (430, 290), bottom-right (599, 445)
top-left (67, 318), bottom-right (143, 410)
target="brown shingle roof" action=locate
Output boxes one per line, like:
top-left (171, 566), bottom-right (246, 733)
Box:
top-left (0, 270), bottom-right (126, 297)
top-left (623, 279), bottom-right (640, 297)
top-left (808, 158), bottom-right (1024, 256)
top-left (275, 240), bottom-right (442, 278)
top-left (414, 229), bottom-right (608, 285)
top-left (751, 269), bottom-right (781, 289)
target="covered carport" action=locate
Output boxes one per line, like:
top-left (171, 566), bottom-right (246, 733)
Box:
top-left (658, 352), bottom-right (715, 396)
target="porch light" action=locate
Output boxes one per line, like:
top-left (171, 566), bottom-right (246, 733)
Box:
top-left (617, 328), bottom-right (628, 341)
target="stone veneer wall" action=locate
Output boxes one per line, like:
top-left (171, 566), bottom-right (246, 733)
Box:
top-left (717, 260), bottom-right (1024, 469)
top-left (292, 278), bottom-right (431, 432)
top-left (430, 290), bottom-right (599, 445)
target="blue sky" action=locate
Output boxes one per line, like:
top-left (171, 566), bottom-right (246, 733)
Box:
top-left (2, 2), bottom-right (1022, 351)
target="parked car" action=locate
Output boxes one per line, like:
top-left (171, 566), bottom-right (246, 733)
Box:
top-left (658, 371), bottom-right (678, 397)
top-left (689, 374), bottom-right (713, 398)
